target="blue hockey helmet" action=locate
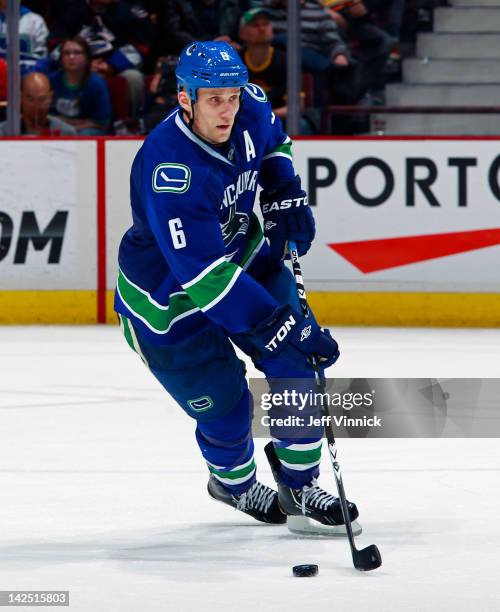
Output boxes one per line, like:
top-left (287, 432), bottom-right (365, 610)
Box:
top-left (175, 41), bottom-right (248, 102)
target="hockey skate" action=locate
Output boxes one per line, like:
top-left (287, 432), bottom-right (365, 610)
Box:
top-left (264, 442), bottom-right (362, 537)
top-left (207, 476), bottom-right (287, 524)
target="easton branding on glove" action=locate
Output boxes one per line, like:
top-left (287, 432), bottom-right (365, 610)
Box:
top-left (246, 304), bottom-right (340, 370)
top-left (265, 314), bottom-right (297, 351)
top-left (260, 177), bottom-right (315, 261)
top-left (261, 195), bottom-right (308, 214)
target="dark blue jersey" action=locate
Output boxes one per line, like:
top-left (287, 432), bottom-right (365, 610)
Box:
top-left (115, 84), bottom-right (297, 346)
top-left (49, 70), bottom-right (111, 127)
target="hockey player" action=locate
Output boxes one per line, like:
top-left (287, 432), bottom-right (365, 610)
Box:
top-left (115, 41), bottom-right (358, 528)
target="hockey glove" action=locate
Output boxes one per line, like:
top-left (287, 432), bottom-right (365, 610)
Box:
top-left (247, 304), bottom-right (339, 371)
top-left (260, 176), bottom-right (315, 264)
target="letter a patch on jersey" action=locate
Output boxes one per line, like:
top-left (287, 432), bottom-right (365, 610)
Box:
top-left (152, 163), bottom-right (191, 193)
top-left (243, 130), bottom-right (256, 162)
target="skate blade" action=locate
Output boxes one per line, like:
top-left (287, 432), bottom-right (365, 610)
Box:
top-left (286, 515), bottom-right (363, 537)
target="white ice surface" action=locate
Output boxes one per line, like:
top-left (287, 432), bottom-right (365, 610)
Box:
top-left (0, 326), bottom-right (499, 612)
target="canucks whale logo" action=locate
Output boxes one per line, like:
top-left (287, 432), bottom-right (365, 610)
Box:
top-left (221, 207), bottom-right (249, 249)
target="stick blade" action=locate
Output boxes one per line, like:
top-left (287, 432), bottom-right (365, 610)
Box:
top-left (353, 544), bottom-right (382, 571)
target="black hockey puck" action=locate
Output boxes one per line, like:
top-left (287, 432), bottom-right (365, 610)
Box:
top-left (292, 564), bottom-right (319, 577)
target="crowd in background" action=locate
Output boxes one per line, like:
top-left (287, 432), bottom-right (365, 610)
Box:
top-left (0, 0), bottom-right (444, 136)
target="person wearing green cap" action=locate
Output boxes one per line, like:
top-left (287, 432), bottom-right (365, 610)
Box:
top-left (239, 8), bottom-right (288, 120)
top-left (239, 7), bottom-right (315, 133)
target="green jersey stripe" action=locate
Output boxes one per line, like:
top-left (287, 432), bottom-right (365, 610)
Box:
top-left (119, 267), bottom-right (183, 309)
top-left (117, 214), bottom-right (265, 333)
top-left (279, 458), bottom-right (322, 471)
top-left (274, 446), bottom-right (322, 465)
top-left (262, 138), bottom-right (293, 162)
top-left (117, 269), bottom-right (199, 334)
top-left (182, 255), bottom-right (227, 289)
top-left (240, 213), bottom-right (265, 270)
top-left (263, 151), bottom-right (293, 162)
top-left (212, 469), bottom-right (256, 487)
top-left (208, 458), bottom-right (256, 481)
top-left (119, 314), bottom-right (136, 353)
top-left (184, 261), bottom-right (242, 311)
top-left (126, 317), bottom-right (148, 365)
top-left (200, 266), bottom-right (242, 312)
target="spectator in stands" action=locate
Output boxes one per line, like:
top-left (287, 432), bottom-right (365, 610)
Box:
top-left (326, 0), bottom-right (395, 96)
top-left (240, 7), bottom-right (316, 133)
top-left (49, 0), bottom-right (154, 116)
top-left (253, 0), bottom-right (359, 104)
top-left (154, 0), bottom-right (246, 56)
top-left (141, 54), bottom-right (178, 133)
top-left (240, 8), bottom-right (287, 115)
top-left (49, 36), bottom-right (111, 135)
top-left (0, 0), bottom-right (49, 73)
top-left (321, 0), bottom-right (403, 45)
top-left (193, 0), bottom-right (247, 42)
top-left (0, 72), bottom-right (76, 136)
top-left (364, 0), bottom-right (405, 48)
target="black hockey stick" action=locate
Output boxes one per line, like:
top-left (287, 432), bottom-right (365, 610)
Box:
top-left (288, 240), bottom-right (382, 572)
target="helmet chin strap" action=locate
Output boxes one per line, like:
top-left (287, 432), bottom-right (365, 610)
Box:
top-left (234, 88), bottom-right (244, 124)
top-left (179, 88), bottom-right (196, 129)
top-left (188, 98), bottom-right (196, 129)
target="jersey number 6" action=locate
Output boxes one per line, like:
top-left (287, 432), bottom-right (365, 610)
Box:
top-left (168, 218), bottom-right (187, 249)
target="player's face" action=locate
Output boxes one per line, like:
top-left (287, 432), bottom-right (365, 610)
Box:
top-left (190, 87), bottom-right (241, 145)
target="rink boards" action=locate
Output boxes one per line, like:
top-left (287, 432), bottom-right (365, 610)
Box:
top-left (0, 136), bottom-right (499, 326)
